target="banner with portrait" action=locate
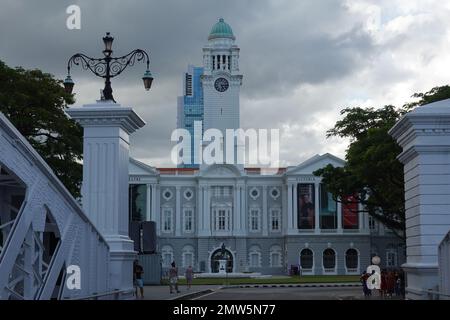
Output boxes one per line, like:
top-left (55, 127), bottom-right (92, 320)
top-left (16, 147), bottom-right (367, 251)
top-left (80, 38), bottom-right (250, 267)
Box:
top-left (297, 184), bottom-right (315, 229)
top-left (342, 195), bottom-right (359, 229)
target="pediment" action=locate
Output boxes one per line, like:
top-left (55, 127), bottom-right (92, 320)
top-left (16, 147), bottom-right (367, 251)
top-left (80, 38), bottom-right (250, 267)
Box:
top-left (129, 157), bottom-right (158, 176)
top-left (286, 153), bottom-right (345, 175)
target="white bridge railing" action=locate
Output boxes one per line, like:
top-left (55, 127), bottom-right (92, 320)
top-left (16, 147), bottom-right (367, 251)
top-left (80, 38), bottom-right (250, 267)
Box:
top-left (0, 113), bottom-right (111, 300)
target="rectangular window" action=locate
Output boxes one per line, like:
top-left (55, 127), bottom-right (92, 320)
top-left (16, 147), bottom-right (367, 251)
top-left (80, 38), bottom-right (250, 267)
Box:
top-left (250, 209), bottom-right (260, 231)
top-left (297, 184), bottom-right (315, 229)
top-left (163, 253), bottom-right (172, 267)
top-left (320, 184), bottom-right (337, 229)
top-left (228, 55), bottom-right (231, 70)
top-left (183, 253), bottom-right (193, 268)
top-left (271, 253), bottom-right (280, 267)
top-left (250, 253), bottom-right (259, 267)
top-left (184, 209), bottom-right (193, 232)
top-left (218, 210), bottom-right (226, 230)
top-left (163, 209), bottom-right (172, 232)
top-left (270, 208), bottom-right (281, 231)
top-left (185, 73), bottom-right (192, 96)
top-left (386, 251), bottom-right (397, 267)
top-left (342, 195), bottom-right (359, 229)
top-left (212, 55), bottom-right (215, 70)
top-left (214, 208), bottom-right (230, 231)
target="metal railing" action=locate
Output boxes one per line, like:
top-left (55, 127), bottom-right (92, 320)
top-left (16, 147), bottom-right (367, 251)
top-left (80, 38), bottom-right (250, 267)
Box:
top-left (426, 289), bottom-right (450, 300)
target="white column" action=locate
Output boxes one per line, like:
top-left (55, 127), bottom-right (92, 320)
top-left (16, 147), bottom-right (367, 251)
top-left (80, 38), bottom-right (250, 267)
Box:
top-left (198, 185), bottom-right (204, 235)
top-left (358, 201), bottom-right (364, 232)
top-left (262, 186), bottom-right (268, 236)
top-left (67, 101), bottom-right (145, 297)
top-left (175, 186), bottom-right (181, 237)
top-left (151, 183), bottom-right (157, 222)
top-left (146, 184), bottom-right (151, 221)
top-left (155, 185), bottom-right (160, 236)
top-left (233, 185), bottom-right (238, 235)
top-left (236, 184), bottom-right (242, 232)
top-left (287, 183), bottom-right (293, 232)
top-left (241, 185), bottom-right (246, 234)
top-left (314, 182), bottom-right (320, 233)
top-left (204, 186), bottom-right (210, 235)
top-left (379, 221), bottom-right (385, 236)
top-left (364, 211), bottom-right (370, 232)
top-left (337, 200), bottom-right (342, 233)
top-left (293, 184), bottom-right (298, 231)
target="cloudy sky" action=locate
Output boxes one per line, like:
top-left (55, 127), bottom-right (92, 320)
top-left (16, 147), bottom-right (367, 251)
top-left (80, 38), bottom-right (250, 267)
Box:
top-left (1, 0), bottom-right (450, 167)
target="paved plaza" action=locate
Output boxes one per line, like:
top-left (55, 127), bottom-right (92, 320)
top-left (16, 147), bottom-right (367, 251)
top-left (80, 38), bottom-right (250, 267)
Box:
top-left (140, 285), bottom-right (221, 300)
top-left (140, 284), bottom-right (403, 300)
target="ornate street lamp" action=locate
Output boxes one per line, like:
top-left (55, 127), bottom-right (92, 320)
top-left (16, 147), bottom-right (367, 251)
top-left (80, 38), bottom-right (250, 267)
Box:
top-left (64, 32), bottom-right (153, 103)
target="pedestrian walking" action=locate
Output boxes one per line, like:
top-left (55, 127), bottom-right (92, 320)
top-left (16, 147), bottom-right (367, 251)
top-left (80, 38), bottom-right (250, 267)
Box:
top-left (394, 271), bottom-right (401, 297)
top-left (169, 261), bottom-right (180, 294)
top-left (133, 259), bottom-right (145, 299)
top-left (360, 271), bottom-right (371, 297)
top-left (185, 265), bottom-right (194, 290)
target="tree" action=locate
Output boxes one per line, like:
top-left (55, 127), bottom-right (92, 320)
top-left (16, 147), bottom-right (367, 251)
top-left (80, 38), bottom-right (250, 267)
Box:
top-left (0, 60), bottom-right (82, 198)
top-left (314, 86), bottom-right (450, 240)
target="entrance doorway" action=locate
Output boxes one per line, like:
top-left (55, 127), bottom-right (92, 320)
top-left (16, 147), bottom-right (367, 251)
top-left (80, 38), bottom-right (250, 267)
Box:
top-left (210, 248), bottom-right (233, 273)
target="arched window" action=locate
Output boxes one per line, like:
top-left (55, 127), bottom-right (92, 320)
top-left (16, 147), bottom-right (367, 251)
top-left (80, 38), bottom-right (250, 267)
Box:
top-left (345, 249), bottom-right (358, 270)
top-left (161, 245), bottom-right (174, 268)
top-left (249, 245), bottom-right (261, 268)
top-left (323, 248), bottom-right (336, 270)
top-left (182, 245), bottom-right (195, 268)
top-left (300, 248), bottom-right (313, 269)
top-left (269, 245), bottom-right (282, 267)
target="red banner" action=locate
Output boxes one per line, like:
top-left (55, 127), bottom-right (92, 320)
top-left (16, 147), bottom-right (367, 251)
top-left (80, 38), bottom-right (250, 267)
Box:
top-left (342, 195), bottom-right (358, 229)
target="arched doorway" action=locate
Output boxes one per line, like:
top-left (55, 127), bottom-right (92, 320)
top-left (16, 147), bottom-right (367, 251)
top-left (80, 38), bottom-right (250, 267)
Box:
top-left (210, 248), bottom-right (233, 273)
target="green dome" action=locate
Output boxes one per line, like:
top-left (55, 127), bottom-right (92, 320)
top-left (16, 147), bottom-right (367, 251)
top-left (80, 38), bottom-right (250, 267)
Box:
top-left (208, 18), bottom-right (235, 40)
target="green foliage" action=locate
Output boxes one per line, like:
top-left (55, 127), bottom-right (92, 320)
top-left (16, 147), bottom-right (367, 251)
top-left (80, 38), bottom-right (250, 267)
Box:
top-left (314, 86), bottom-right (450, 239)
top-left (0, 60), bottom-right (82, 198)
top-left (405, 85), bottom-right (450, 110)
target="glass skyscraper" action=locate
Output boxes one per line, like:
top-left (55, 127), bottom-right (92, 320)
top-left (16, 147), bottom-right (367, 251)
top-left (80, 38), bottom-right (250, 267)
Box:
top-left (177, 65), bottom-right (204, 168)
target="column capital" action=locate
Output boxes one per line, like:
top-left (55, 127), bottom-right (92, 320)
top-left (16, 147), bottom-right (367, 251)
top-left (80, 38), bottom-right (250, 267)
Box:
top-left (66, 102), bottom-right (145, 135)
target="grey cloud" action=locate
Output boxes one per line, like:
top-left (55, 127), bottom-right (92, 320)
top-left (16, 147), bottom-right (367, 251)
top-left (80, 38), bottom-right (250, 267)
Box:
top-left (2, 0), bottom-right (443, 167)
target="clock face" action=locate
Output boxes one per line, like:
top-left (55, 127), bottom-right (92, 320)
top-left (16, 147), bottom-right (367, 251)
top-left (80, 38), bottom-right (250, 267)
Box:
top-left (214, 78), bottom-right (229, 92)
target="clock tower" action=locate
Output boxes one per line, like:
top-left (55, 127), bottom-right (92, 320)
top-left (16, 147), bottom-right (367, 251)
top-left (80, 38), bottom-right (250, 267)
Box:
top-left (201, 18), bottom-right (242, 163)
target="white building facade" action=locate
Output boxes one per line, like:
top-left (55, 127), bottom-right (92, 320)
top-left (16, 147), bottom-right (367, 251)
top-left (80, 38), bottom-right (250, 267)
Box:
top-left (128, 19), bottom-right (404, 275)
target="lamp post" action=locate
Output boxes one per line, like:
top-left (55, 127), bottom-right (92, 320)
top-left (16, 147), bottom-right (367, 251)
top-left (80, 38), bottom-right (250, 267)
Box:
top-left (64, 33), bottom-right (151, 297)
top-left (64, 32), bottom-right (153, 103)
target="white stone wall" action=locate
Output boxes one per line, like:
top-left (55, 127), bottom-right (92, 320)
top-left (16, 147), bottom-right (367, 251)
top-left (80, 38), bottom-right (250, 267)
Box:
top-left (390, 98), bottom-right (450, 299)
